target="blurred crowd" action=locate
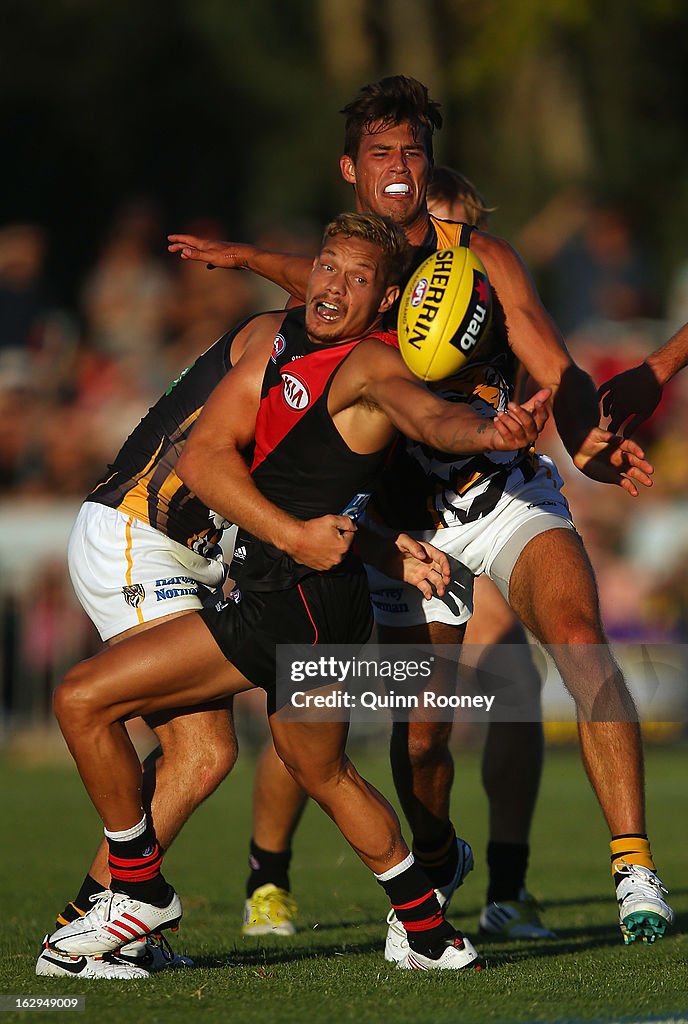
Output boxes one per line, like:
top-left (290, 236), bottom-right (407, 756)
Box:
top-left (0, 200), bottom-right (293, 499)
top-left (2, 193), bottom-right (688, 724)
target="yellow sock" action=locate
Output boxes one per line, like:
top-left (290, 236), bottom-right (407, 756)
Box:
top-left (610, 835), bottom-right (655, 876)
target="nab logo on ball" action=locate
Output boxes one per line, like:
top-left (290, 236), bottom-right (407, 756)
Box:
top-left (281, 370), bottom-right (310, 410)
top-left (455, 271), bottom-right (490, 355)
top-left (397, 247), bottom-right (492, 381)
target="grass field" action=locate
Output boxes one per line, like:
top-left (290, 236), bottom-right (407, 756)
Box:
top-left (1, 741), bottom-right (686, 1024)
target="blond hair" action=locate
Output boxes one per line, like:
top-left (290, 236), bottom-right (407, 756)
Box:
top-left (428, 166), bottom-right (496, 228)
top-left (322, 212), bottom-right (411, 285)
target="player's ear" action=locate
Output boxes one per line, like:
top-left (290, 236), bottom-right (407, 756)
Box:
top-left (378, 285), bottom-right (399, 314)
top-left (340, 154), bottom-right (356, 185)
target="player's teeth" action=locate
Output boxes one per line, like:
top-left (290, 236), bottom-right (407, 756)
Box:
top-left (384, 184), bottom-right (410, 194)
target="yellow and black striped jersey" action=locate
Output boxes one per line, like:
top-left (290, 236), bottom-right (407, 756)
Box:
top-left (86, 315), bottom-right (260, 553)
top-left (376, 216), bottom-right (521, 531)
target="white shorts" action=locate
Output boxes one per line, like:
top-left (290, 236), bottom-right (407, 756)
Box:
top-left (366, 455), bottom-right (575, 627)
top-left (68, 503), bottom-right (228, 641)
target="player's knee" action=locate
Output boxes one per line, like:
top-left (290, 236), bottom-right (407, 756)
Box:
top-left (405, 724), bottom-right (452, 769)
top-left (151, 712), bottom-right (238, 799)
top-left (177, 736), bottom-right (237, 800)
top-left (54, 663), bottom-right (104, 731)
top-left (540, 604), bottom-right (602, 647)
top-left (284, 754), bottom-right (347, 799)
top-left (199, 738), bottom-right (236, 794)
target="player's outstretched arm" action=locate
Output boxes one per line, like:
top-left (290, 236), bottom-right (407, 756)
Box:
top-left (356, 527), bottom-right (451, 600)
top-left (360, 342), bottom-right (550, 454)
top-left (598, 322), bottom-right (688, 436)
top-left (473, 233), bottom-right (600, 450)
top-left (176, 319), bottom-right (354, 571)
top-left (167, 233), bottom-right (312, 302)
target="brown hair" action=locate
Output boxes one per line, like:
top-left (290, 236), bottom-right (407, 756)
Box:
top-left (427, 166), bottom-right (496, 228)
top-left (322, 212), bottom-right (411, 286)
top-left (341, 76), bottom-right (442, 162)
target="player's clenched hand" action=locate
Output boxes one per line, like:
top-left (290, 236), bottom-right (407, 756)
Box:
top-left (167, 234), bottom-right (255, 270)
top-left (572, 428), bottom-right (654, 496)
top-left (597, 363), bottom-right (662, 437)
top-left (286, 514), bottom-right (357, 570)
top-left (489, 388), bottom-right (551, 451)
top-left (389, 534), bottom-right (451, 600)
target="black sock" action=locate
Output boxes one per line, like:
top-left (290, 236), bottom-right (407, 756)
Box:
top-left (55, 874), bottom-right (103, 929)
top-left (486, 840), bottom-right (529, 903)
top-left (412, 822), bottom-right (458, 890)
top-left (246, 839), bottom-right (291, 897)
top-left (376, 855), bottom-right (455, 957)
top-left (106, 818), bottom-right (172, 906)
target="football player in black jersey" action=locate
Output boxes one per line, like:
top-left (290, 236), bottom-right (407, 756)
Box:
top-left (46, 213), bottom-right (552, 972)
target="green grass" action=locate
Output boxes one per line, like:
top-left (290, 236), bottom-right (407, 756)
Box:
top-left (1, 742), bottom-right (686, 1024)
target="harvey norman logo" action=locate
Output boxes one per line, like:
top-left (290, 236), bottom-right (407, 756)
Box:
top-left (281, 370), bottom-right (310, 410)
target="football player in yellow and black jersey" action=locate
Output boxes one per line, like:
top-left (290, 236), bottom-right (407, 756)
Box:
top-left (36, 321), bottom-right (251, 979)
top-left (167, 76), bottom-right (673, 949)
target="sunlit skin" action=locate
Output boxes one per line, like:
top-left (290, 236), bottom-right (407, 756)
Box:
top-left (340, 122), bottom-right (431, 246)
top-left (304, 234), bottom-right (398, 344)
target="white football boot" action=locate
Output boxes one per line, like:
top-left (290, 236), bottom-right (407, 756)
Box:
top-left (384, 838), bottom-right (474, 963)
top-left (47, 889), bottom-right (182, 956)
top-left (36, 938), bottom-right (150, 980)
top-left (615, 862), bottom-right (673, 944)
top-left (117, 933), bottom-right (194, 970)
top-left (397, 932), bottom-right (485, 971)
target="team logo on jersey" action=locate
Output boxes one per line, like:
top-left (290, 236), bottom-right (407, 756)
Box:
top-left (122, 584), bottom-right (145, 608)
top-left (281, 370), bottom-right (310, 410)
top-left (271, 333), bottom-right (286, 363)
top-left (410, 277), bottom-right (428, 307)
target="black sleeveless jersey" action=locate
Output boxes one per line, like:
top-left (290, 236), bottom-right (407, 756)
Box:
top-left (231, 306), bottom-right (397, 591)
top-left (85, 315), bottom-right (263, 554)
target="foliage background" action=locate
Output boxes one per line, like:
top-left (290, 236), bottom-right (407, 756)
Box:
top-left (3, 0), bottom-right (688, 302)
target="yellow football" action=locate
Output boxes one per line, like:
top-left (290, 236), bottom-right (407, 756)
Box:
top-left (397, 246), bottom-right (492, 381)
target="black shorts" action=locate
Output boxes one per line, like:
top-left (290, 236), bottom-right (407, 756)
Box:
top-left (199, 565), bottom-right (373, 712)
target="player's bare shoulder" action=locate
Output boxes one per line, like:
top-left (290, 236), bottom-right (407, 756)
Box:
top-left (233, 309), bottom-right (287, 366)
top-left (346, 332), bottom-right (408, 386)
top-left (327, 333), bottom-right (408, 414)
top-left (470, 229), bottom-right (521, 278)
top-left (470, 229), bottom-right (539, 308)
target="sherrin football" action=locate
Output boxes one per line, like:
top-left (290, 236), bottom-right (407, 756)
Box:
top-left (397, 247), bottom-right (492, 381)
